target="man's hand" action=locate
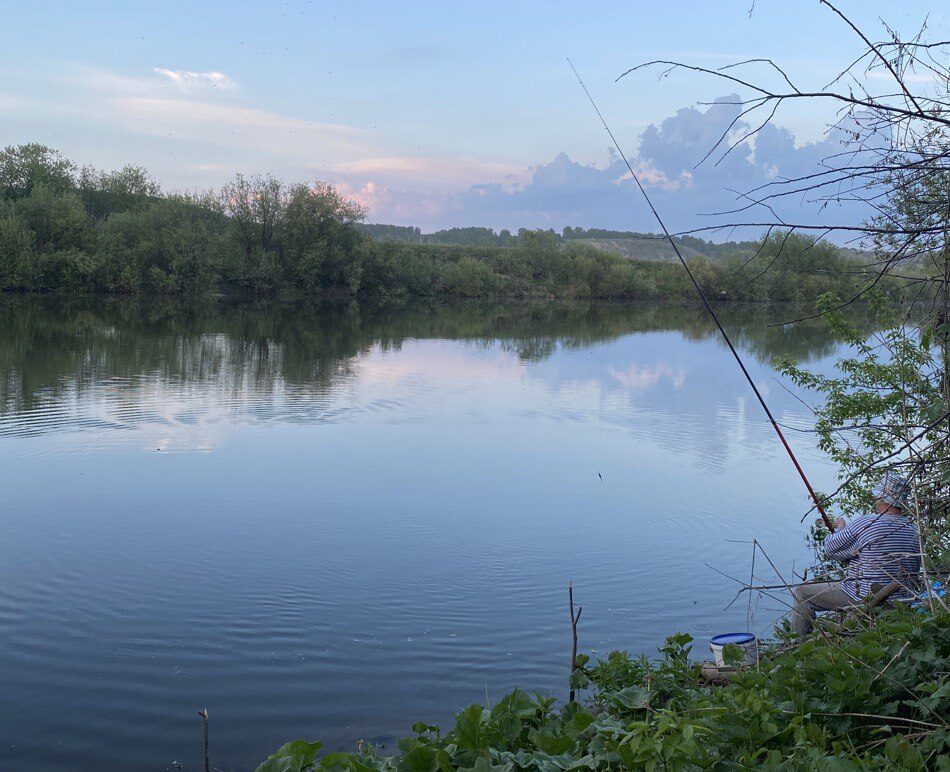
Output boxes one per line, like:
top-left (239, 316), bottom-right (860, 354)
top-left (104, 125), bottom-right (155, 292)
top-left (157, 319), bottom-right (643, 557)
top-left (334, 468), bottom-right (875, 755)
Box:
top-left (815, 516), bottom-right (847, 531)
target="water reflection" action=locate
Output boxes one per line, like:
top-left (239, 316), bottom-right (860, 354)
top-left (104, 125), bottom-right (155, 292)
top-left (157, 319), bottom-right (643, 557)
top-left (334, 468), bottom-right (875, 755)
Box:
top-left (0, 297), bottom-right (862, 771)
top-left (0, 297), bottom-right (860, 436)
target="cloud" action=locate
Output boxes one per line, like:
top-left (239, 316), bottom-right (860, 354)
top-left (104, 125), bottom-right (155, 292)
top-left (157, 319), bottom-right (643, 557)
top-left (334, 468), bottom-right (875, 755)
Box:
top-left (336, 180), bottom-right (450, 223)
top-left (4, 60), bottom-right (877, 237)
top-left (152, 68), bottom-right (236, 91)
top-left (331, 156), bottom-right (523, 187)
top-left (115, 95), bottom-right (370, 156)
top-left (609, 363), bottom-right (686, 390)
top-left (345, 95), bottom-right (874, 237)
top-left (10, 63), bottom-right (382, 174)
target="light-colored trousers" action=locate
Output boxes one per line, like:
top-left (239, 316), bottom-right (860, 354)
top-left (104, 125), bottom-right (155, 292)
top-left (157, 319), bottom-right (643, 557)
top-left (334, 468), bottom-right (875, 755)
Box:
top-left (790, 581), bottom-right (854, 635)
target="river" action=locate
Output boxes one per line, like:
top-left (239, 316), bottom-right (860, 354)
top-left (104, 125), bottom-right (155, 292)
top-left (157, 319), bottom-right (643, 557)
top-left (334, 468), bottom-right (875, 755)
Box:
top-left (0, 297), bottom-right (853, 771)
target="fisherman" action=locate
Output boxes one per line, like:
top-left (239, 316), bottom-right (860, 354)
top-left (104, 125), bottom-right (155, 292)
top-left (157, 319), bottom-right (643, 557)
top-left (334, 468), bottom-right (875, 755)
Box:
top-left (790, 473), bottom-right (922, 636)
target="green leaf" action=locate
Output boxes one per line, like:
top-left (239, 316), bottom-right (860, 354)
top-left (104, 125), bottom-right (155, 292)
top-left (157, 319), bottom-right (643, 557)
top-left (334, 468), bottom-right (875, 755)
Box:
top-left (256, 760), bottom-right (295, 772)
top-left (528, 728), bottom-right (575, 756)
top-left (722, 643), bottom-right (745, 667)
top-left (491, 689), bottom-right (537, 721)
top-left (489, 689), bottom-right (537, 745)
top-left (454, 704), bottom-right (490, 755)
top-left (398, 747), bottom-right (439, 772)
top-left (411, 721), bottom-right (439, 736)
top-left (568, 669), bottom-right (590, 690)
top-left (256, 740), bottom-right (323, 772)
top-left (609, 685), bottom-right (651, 711)
top-left (455, 759), bottom-right (512, 772)
top-left (320, 752), bottom-right (360, 771)
top-left (563, 710), bottom-right (595, 739)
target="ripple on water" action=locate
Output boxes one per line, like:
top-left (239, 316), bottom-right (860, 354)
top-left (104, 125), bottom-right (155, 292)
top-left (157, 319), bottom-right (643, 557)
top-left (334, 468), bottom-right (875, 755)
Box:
top-left (0, 304), bottom-right (838, 771)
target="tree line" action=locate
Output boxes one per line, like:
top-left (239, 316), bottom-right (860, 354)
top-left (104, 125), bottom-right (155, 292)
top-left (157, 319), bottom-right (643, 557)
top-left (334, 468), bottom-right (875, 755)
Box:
top-left (359, 222), bottom-right (762, 259)
top-left (357, 223), bottom-right (520, 247)
top-left (0, 143), bottom-right (888, 301)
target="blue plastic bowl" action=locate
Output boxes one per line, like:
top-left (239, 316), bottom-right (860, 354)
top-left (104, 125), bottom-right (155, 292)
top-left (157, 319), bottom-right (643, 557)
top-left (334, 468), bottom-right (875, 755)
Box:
top-left (710, 632), bottom-right (756, 646)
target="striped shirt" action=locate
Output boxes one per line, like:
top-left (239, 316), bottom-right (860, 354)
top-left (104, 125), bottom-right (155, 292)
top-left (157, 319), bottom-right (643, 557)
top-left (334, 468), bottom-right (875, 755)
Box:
top-left (823, 513), bottom-right (921, 601)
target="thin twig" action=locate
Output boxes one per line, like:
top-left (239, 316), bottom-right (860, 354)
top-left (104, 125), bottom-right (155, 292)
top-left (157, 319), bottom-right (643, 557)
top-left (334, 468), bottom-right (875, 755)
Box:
top-left (568, 583), bottom-right (583, 703)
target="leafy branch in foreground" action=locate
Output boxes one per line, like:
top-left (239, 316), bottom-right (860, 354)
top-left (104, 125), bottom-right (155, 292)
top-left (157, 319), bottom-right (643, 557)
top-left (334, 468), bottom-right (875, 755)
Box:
top-left (777, 294), bottom-right (950, 568)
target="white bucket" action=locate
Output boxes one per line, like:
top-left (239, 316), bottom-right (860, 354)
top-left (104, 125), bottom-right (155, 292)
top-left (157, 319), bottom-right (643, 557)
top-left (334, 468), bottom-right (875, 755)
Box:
top-left (709, 632), bottom-right (758, 667)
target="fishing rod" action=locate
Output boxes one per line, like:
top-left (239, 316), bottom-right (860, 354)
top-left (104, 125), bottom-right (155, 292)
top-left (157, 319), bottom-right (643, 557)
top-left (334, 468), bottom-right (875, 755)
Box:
top-left (567, 59), bottom-right (836, 532)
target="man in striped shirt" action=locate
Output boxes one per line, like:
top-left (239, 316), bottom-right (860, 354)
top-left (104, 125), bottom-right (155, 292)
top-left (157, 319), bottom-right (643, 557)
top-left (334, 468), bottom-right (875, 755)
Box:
top-left (790, 473), bottom-right (922, 636)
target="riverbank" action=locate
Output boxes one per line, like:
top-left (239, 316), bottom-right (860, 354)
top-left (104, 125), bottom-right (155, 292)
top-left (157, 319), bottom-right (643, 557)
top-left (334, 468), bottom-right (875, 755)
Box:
top-left (257, 606), bottom-right (950, 771)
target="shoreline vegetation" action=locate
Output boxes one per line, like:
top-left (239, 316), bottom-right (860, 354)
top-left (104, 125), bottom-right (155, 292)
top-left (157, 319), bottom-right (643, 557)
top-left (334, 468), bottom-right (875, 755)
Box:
top-left (256, 608), bottom-right (950, 771)
top-left (0, 144), bottom-right (893, 303)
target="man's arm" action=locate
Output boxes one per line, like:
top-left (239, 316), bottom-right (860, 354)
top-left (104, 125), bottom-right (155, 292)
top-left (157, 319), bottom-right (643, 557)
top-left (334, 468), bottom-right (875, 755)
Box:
top-left (823, 518), bottom-right (861, 560)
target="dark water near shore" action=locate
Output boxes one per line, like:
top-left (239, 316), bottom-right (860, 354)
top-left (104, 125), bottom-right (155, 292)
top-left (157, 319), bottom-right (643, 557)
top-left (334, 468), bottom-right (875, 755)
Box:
top-left (0, 297), bottom-right (853, 771)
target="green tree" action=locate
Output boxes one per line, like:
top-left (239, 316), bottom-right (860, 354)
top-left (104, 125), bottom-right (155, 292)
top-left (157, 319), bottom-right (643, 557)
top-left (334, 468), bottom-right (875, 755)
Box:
top-left (0, 203), bottom-right (34, 289)
top-left (0, 143), bottom-right (76, 199)
top-left (79, 164), bottom-right (161, 219)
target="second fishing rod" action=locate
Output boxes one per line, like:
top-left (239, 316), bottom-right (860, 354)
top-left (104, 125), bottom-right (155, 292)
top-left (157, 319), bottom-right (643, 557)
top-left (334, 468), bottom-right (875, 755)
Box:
top-left (567, 59), bottom-right (835, 532)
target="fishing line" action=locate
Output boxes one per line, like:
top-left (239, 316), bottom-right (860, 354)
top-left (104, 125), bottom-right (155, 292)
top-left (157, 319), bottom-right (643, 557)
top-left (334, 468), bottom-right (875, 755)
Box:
top-left (567, 58), bottom-right (835, 531)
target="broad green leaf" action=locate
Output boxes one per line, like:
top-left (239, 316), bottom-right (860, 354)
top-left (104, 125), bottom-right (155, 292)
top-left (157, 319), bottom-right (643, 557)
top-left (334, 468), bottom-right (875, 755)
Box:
top-left (398, 746), bottom-right (439, 772)
top-left (528, 728), bottom-right (575, 756)
top-left (256, 740), bottom-right (323, 772)
top-left (454, 704), bottom-right (490, 754)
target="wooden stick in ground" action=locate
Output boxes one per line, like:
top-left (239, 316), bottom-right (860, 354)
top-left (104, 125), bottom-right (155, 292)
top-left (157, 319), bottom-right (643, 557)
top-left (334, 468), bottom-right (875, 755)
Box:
top-left (197, 709), bottom-right (210, 772)
top-left (568, 583), bottom-right (583, 703)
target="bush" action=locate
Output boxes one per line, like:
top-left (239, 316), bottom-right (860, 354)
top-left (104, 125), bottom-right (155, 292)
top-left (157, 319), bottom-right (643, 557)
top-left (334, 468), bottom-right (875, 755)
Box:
top-left (442, 257), bottom-right (498, 297)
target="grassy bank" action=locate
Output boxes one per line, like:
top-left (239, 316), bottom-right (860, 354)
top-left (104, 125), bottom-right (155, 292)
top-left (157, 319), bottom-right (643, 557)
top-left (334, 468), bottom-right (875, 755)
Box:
top-left (0, 144), bottom-right (886, 302)
top-left (257, 607), bottom-right (950, 771)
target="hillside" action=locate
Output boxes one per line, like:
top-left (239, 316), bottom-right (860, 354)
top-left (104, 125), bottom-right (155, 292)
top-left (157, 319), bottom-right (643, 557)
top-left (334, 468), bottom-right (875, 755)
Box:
top-left (573, 236), bottom-right (707, 261)
top-left (359, 223), bottom-right (881, 265)
top-left (358, 223), bottom-right (762, 262)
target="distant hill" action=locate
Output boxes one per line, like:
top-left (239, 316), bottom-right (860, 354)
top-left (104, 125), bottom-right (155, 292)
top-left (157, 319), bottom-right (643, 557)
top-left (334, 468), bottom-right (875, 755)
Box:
top-left (358, 223), bottom-right (877, 264)
top-left (358, 223), bottom-right (762, 261)
top-left (357, 224), bottom-right (518, 247)
top-left (575, 236), bottom-right (707, 261)
top-left (560, 228), bottom-right (762, 260)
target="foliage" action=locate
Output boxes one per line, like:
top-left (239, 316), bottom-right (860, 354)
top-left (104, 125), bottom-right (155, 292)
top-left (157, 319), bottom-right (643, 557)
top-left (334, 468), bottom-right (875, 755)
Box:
top-left (256, 608), bottom-right (950, 771)
top-left (0, 144), bottom-right (887, 302)
top-left (717, 233), bottom-right (880, 303)
top-left (777, 294), bottom-right (950, 562)
top-left (0, 143), bottom-right (76, 199)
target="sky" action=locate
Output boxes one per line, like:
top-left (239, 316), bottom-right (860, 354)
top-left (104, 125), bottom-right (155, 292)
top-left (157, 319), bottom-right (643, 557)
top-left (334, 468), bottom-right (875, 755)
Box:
top-left (2, 0), bottom-right (947, 235)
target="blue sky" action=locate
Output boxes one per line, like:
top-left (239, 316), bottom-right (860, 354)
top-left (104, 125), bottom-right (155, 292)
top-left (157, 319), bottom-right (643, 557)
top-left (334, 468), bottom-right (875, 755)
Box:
top-left (2, 1), bottom-right (946, 233)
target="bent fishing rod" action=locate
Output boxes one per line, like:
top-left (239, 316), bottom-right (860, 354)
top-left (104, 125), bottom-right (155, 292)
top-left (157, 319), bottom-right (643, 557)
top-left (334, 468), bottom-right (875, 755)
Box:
top-left (567, 59), bottom-right (835, 532)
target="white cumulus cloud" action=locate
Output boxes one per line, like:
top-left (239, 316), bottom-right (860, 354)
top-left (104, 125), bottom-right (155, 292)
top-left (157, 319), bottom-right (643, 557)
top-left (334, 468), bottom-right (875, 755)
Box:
top-left (152, 68), bottom-right (236, 91)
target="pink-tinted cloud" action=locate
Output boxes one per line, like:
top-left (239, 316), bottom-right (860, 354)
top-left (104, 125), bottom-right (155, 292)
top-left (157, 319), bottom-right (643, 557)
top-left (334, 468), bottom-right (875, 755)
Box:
top-left (337, 95), bottom-right (873, 236)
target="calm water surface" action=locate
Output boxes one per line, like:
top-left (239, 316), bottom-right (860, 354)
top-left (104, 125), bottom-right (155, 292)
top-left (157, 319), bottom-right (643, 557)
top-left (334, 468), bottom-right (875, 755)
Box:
top-left (0, 298), bottom-right (851, 771)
